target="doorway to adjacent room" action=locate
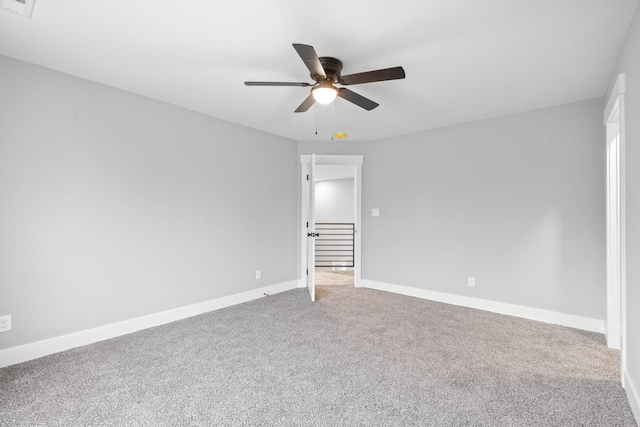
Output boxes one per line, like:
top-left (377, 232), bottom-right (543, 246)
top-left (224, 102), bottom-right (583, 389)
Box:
top-left (300, 155), bottom-right (363, 301)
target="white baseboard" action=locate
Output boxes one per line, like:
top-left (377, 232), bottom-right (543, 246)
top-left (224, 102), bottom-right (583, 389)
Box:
top-left (0, 280), bottom-right (298, 369)
top-left (360, 279), bottom-right (605, 333)
top-left (625, 370), bottom-right (640, 424)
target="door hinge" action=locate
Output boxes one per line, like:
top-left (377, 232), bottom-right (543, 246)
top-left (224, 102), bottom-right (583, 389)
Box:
top-left (306, 222), bottom-right (309, 228)
top-left (306, 174), bottom-right (309, 181)
top-left (306, 269), bottom-right (308, 275)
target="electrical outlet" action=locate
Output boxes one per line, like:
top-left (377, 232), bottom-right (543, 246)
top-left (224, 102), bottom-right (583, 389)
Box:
top-left (256, 270), bottom-right (262, 280)
top-left (0, 315), bottom-right (11, 332)
top-left (468, 277), bottom-right (476, 288)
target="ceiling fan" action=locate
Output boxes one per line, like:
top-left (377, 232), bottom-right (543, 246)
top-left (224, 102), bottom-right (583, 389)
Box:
top-left (244, 43), bottom-right (406, 112)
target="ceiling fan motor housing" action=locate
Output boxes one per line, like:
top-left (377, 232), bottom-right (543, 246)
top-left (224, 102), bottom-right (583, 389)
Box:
top-left (317, 57), bottom-right (343, 83)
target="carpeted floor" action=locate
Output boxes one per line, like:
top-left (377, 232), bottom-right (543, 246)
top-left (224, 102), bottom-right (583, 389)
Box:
top-left (0, 286), bottom-right (636, 426)
top-left (315, 269), bottom-right (354, 286)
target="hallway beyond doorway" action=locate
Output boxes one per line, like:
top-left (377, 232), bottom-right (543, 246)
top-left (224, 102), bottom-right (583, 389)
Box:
top-left (315, 269), bottom-right (354, 286)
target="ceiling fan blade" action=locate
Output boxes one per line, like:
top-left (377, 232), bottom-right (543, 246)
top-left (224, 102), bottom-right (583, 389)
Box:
top-left (337, 88), bottom-right (379, 111)
top-left (292, 44), bottom-right (326, 79)
top-left (340, 66), bottom-right (406, 85)
top-left (245, 81), bottom-right (312, 87)
top-left (295, 94), bottom-right (316, 113)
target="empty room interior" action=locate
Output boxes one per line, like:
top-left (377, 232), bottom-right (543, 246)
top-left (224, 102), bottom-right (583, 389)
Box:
top-left (1, 1), bottom-right (640, 425)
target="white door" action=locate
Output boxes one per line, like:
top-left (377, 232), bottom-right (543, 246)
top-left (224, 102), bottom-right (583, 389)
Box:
top-left (606, 127), bottom-right (621, 349)
top-left (306, 153), bottom-right (317, 301)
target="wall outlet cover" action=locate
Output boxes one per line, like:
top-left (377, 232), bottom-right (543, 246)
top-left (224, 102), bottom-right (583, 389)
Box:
top-left (0, 315), bottom-right (11, 332)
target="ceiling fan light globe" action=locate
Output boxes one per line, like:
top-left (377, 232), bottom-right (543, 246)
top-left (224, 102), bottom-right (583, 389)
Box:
top-left (312, 86), bottom-right (338, 104)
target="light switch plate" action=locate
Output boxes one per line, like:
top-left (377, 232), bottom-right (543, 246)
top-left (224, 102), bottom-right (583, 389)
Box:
top-left (372, 208), bottom-right (380, 217)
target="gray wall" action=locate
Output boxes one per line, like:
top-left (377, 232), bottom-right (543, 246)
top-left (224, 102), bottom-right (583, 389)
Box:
top-left (315, 178), bottom-right (355, 223)
top-left (300, 98), bottom-right (606, 320)
top-left (607, 3), bottom-right (640, 408)
top-left (0, 56), bottom-right (298, 350)
top-left (0, 51), bottom-right (614, 367)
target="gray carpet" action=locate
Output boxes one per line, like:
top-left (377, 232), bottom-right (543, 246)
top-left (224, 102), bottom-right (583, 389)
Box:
top-left (0, 286), bottom-right (636, 426)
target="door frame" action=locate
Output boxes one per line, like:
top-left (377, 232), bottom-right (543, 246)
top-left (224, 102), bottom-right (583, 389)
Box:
top-left (604, 73), bottom-right (626, 383)
top-left (300, 154), bottom-right (363, 288)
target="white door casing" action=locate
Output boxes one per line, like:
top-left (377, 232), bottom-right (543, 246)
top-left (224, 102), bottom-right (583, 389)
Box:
top-left (604, 73), bottom-right (626, 384)
top-left (300, 155), bottom-right (363, 294)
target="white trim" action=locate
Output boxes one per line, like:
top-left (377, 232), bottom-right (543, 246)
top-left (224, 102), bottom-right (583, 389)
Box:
top-left (308, 153), bottom-right (316, 301)
top-left (0, 280), bottom-right (298, 369)
top-left (360, 280), bottom-right (605, 333)
top-left (605, 124), bottom-right (622, 349)
top-left (625, 369), bottom-right (640, 424)
top-left (354, 163), bottom-right (362, 287)
top-left (604, 73), bottom-right (627, 385)
top-left (604, 74), bottom-right (626, 125)
top-left (300, 162), bottom-right (309, 293)
top-left (619, 85), bottom-right (627, 382)
top-left (301, 154), bottom-right (364, 166)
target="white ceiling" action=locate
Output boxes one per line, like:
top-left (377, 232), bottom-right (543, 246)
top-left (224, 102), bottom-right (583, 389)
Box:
top-left (1, 0), bottom-right (637, 142)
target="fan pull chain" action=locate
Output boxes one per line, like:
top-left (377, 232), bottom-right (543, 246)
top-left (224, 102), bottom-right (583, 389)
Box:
top-left (331, 102), bottom-right (334, 141)
top-left (315, 104), bottom-right (318, 135)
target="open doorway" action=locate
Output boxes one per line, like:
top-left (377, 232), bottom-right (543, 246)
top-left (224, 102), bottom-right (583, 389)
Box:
top-left (314, 169), bottom-right (356, 286)
top-left (300, 155), bottom-right (363, 300)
